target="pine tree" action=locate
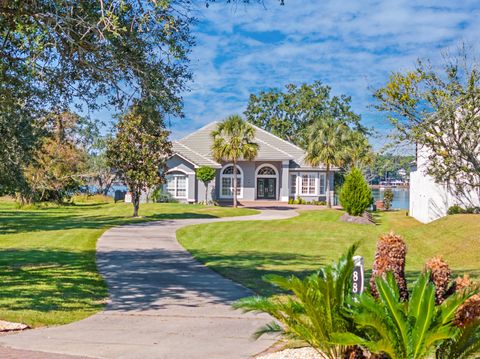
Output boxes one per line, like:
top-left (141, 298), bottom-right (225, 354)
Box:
top-left (339, 167), bottom-right (372, 216)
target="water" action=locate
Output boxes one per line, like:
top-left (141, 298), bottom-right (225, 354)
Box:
top-left (372, 188), bottom-right (410, 210)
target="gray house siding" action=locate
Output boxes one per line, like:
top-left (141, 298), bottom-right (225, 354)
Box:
top-left (214, 161), bottom-right (285, 201)
top-left (165, 155), bottom-right (196, 203)
top-left (165, 121), bottom-right (340, 204)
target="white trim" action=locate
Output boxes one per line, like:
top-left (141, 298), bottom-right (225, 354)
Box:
top-left (319, 172), bottom-right (327, 195)
top-left (174, 141), bottom-right (220, 167)
top-left (219, 163), bottom-right (244, 199)
top-left (170, 152), bottom-right (199, 168)
top-left (299, 172), bottom-right (318, 196)
top-left (290, 173), bottom-right (298, 196)
top-left (166, 166), bottom-right (195, 175)
top-left (165, 173), bottom-right (189, 199)
top-left (255, 164), bottom-right (279, 200)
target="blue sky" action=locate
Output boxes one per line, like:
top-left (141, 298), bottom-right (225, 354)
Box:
top-left (166, 0), bottom-right (479, 150)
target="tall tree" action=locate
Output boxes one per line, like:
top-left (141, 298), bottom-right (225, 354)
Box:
top-left (22, 111), bottom-right (91, 203)
top-left (305, 117), bottom-right (350, 208)
top-left (245, 81), bottom-right (365, 148)
top-left (374, 46), bottom-right (480, 202)
top-left (342, 131), bottom-right (374, 170)
top-left (107, 103), bottom-right (171, 217)
top-left (211, 115), bottom-right (258, 208)
top-left (1, 0), bottom-right (192, 192)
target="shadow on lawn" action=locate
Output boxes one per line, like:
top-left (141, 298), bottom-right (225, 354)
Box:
top-left (1, 247), bottom-right (479, 316)
top-left (0, 248), bottom-right (106, 313)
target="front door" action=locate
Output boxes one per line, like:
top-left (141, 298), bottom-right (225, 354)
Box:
top-left (257, 178), bottom-right (276, 199)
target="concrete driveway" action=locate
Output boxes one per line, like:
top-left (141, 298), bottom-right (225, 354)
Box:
top-left (0, 209), bottom-right (298, 359)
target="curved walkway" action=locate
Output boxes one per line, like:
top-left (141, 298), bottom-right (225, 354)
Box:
top-left (0, 209), bottom-right (298, 359)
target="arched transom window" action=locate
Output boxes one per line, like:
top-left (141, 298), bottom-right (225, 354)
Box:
top-left (257, 166), bottom-right (276, 176)
top-left (220, 165), bottom-right (243, 198)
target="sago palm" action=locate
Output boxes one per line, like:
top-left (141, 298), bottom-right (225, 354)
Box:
top-left (306, 117), bottom-right (349, 207)
top-left (234, 244), bottom-right (359, 359)
top-left (211, 115), bottom-right (258, 207)
top-left (333, 272), bottom-right (469, 359)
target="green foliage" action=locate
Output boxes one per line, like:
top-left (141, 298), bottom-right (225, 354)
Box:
top-left (374, 47), bottom-right (480, 196)
top-left (339, 168), bottom-right (373, 216)
top-left (306, 117), bottom-right (347, 208)
top-left (196, 166), bottom-right (217, 203)
top-left (211, 115), bottom-right (259, 207)
top-left (447, 205), bottom-right (480, 215)
top-left (234, 244), bottom-right (359, 359)
top-left (21, 112), bottom-right (93, 204)
top-left (151, 186), bottom-right (177, 203)
top-left (107, 103), bottom-right (172, 217)
top-left (0, 1), bottom-right (192, 195)
top-left (436, 319), bottom-right (480, 359)
top-left (244, 81), bottom-right (365, 148)
top-left (332, 272), bottom-right (467, 359)
top-left (366, 153), bottom-right (415, 183)
top-left (383, 188), bottom-right (394, 210)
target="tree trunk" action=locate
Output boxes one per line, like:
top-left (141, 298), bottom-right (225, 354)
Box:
top-left (132, 189), bottom-right (140, 217)
top-left (205, 182), bottom-right (208, 204)
top-left (326, 163), bottom-right (331, 208)
top-left (233, 160), bottom-right (238, 208)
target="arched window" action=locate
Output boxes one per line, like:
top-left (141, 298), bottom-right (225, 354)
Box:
top-left (258, 166), bottom-right (276, 176)
top-left (222, 166), bottom-right (234, 175)
top-left (220, 165), bottom-right (243, 198)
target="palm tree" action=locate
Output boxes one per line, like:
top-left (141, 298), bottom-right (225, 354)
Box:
top-left (305, 117), bottom-right (349, 208)
top-left (211, 115), bottom-right (258, 208)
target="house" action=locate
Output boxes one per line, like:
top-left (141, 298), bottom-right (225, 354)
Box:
top-left (165, 121), bottom-right (336, 204)
top-left (409, 146), bottom-right (480, 223)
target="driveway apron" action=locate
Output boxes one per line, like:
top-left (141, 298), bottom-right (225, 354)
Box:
top-left (0, 209), bottom-right (298, 359)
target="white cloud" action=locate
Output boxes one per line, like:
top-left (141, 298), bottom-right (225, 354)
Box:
top-left (169, 0), bottom-right (479, 147)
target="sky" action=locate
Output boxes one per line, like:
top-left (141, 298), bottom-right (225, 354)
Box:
top-left (163, 0), bottom-right (479, 151)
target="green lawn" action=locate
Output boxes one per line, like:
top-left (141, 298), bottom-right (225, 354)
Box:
top-left (177, 209), bottom-right (480, 296)
top-left (0, 200), bottom-right (257, 327)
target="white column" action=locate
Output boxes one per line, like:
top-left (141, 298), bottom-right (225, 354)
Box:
top-left (280, 160), bottom-right (290, 202)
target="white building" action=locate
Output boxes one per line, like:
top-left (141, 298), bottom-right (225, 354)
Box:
top-left (409, 146), bottom-right (480, 223)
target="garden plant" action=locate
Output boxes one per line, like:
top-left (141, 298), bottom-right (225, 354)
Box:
top-left (235, 232), bottom-right (480, 359)
top-left (339, 168), bottom-right (373, 216)
top-left (383, 188), bottom-right (394, 210)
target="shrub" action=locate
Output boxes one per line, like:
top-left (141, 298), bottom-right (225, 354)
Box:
top-left (333, 272), bottom-right (469, 359)
top-left (447, 205), bottom-right (480, 215)
top-left (151, 187), bottom-right (177, 203)
top-left (370, 231), bottom-right (409, 301)
top-left (383, 188), bottom-right (394, 210)
top-left (339, 167), bottom-right (373, 216)
top-left (448, 205), bottom-right (465, 215)
top-left (235, 244), bottom-right (359, 359)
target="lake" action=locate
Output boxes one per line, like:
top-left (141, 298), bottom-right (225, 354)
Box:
top-left (372, 188), bottom-right (410, 210)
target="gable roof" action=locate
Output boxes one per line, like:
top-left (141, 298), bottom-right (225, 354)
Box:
top-left (172, 121), bottom-right (331, 170)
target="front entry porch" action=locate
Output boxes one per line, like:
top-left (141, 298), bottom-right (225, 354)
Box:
top-left (256, 178), bottom-right (276, 200)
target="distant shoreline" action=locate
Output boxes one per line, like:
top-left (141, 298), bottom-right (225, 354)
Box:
top-left (370, 184), bottom-right (409, 189)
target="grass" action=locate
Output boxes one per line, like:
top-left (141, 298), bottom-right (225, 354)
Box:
top-left (177, 209), bottom-right (480, 296)
top-left (0, 200), bottom-right (257, 327)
